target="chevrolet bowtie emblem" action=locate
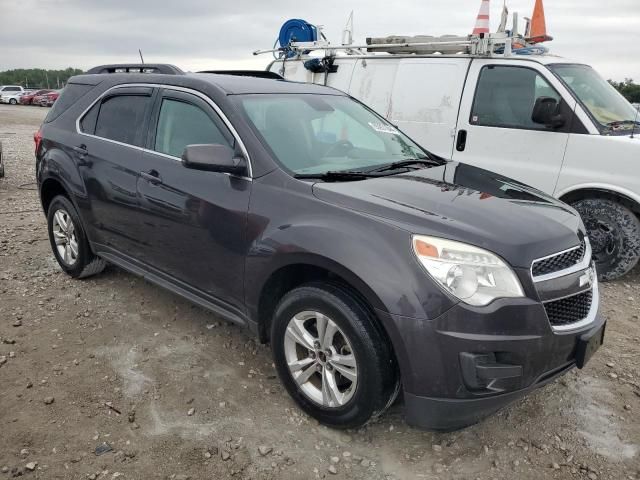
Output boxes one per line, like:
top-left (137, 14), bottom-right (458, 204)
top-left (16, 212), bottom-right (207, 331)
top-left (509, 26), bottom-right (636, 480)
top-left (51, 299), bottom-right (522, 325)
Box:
top-left (579, 268), bottom-right (595, 288)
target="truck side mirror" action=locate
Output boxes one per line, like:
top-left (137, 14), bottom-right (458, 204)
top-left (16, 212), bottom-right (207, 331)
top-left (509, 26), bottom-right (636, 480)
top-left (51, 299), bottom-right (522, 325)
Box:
top-left (182, 144), bottom-right (248, 176)
top-left (532, 97), bottom-right (566, 129)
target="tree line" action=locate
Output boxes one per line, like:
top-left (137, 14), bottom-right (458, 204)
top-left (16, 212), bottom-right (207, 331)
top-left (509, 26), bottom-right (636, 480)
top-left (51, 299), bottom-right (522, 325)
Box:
top-left (0, 68), bottom-right (84, 89)
top-left (609, 79), bottom-right (640, 104)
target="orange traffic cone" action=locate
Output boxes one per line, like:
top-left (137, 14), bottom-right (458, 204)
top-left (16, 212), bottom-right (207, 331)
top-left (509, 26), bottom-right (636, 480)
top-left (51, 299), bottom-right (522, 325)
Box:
top-left (472, 0), bottom-right (491, 35)
top-left (528, 0), bottom-right (553, 43)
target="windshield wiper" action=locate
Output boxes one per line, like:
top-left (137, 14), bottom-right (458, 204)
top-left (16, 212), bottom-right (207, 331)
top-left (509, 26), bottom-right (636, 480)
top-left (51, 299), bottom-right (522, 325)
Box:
top-left (605, 120), bottom-right (640, 128)
top-left (294, 170), bottom-right (380, 181)
top-left (293, 157), bottom-right (445, 181)
top-left (364, 158), bottom-right (443, 174)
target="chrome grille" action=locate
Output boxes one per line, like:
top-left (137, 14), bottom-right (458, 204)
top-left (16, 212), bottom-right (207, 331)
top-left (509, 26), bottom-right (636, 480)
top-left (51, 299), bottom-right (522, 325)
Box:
top-left (532, 240), bottom-right (586, 277)
top-left (543, 290), bottom-right (593, 327)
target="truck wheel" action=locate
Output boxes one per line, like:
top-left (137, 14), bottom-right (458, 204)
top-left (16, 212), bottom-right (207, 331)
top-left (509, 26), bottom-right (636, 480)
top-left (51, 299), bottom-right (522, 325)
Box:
top-left (47, 195), bottom-right (106, 279)
top-left (572, 198), bottom-right (640, 281)
top-left (271, 282), bottom-right (398, 429)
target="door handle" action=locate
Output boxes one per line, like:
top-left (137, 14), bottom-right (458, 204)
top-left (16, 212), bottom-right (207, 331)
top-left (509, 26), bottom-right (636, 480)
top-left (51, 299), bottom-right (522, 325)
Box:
top-left (140, 170), bottom-right (163, 185)
top-left (456, 130), bottom-right (467, 152)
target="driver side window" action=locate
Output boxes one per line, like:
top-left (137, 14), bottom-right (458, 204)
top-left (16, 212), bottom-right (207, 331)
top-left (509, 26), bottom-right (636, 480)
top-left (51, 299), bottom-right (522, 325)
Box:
top-left (471, 66), bottom-right (561, 130)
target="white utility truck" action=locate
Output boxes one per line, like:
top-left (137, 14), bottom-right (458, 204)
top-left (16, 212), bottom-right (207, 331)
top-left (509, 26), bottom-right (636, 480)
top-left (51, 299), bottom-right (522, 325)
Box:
top-left (260, 18), bottom-right (640, 281)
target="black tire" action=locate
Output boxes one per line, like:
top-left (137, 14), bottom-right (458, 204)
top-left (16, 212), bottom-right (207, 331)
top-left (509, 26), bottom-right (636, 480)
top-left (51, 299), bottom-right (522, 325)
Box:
top-left (572, 198), bottom-right (640, 281)
top-left (271, 282), bottom-right (398, 429)
top-left (0, 142), bottom-right (4, 178)
top-left (9, 99), bottom-right (17, 105)
top-left (46, 195), bottom-right (106, 279)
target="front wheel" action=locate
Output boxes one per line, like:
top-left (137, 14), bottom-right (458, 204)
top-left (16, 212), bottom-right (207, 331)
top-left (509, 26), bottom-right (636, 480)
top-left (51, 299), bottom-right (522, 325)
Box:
top-left (271, 282), bottom-right (399, 429)
top-left (9, 99), bottom-right (17, 105)
top-left (47, 195), bottom-right (106, 278)
top-left (572, 198), bottom-right (640, 281)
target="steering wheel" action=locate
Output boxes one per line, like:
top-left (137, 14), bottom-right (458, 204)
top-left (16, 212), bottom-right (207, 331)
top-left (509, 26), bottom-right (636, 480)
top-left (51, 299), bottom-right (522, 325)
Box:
top-left (323, 140), bottom-right (354, 157)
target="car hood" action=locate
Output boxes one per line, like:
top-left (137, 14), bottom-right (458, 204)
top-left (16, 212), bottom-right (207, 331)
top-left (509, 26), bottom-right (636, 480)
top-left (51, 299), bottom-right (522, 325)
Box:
top-left (312, 162), bottom-right (583, 268)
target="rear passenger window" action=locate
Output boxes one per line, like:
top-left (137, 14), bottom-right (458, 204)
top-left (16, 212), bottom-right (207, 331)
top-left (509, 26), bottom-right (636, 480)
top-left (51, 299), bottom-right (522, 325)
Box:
top-left (471, 66), bottom-right (561, 130)
top-left (154, 99), bottom-right (231, 158)
top-left (94, 95), bottom-right (149, 146)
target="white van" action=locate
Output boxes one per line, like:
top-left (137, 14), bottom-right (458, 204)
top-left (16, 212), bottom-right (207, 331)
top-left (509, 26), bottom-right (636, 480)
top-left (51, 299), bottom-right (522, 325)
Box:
top-left (268, 49), bottom-right (640, 281)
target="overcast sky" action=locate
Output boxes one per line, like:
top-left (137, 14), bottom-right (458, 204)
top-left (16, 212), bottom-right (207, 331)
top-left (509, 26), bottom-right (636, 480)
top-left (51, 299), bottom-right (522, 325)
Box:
top-left (1, 0), bottom-right (638, 81)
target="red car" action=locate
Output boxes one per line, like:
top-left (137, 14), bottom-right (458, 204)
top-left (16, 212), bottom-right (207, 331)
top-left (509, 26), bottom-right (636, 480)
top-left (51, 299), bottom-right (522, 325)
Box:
top-left (38, 90), bottom-right (62, 107)
top-left (19, 89), bottom-right (54, 105)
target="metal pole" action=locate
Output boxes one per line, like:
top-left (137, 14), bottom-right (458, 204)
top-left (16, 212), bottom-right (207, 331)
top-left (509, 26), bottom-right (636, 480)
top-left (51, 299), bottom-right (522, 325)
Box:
top-left (253, 40), bottom-right (473, 56)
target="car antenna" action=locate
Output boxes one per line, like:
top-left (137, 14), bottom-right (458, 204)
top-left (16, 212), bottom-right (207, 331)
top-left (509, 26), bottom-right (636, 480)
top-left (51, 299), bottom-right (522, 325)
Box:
top-left (138, 49), bottom-right (145, 64)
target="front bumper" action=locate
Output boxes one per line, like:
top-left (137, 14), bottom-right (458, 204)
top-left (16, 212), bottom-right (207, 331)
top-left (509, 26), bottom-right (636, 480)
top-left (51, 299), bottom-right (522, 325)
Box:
top-left (376, 292), bottom-right (605, 431)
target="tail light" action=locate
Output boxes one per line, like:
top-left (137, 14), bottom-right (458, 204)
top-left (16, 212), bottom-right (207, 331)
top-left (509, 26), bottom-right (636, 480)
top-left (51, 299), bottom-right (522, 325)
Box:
top-left (34, 128), bottom-right (43, 156)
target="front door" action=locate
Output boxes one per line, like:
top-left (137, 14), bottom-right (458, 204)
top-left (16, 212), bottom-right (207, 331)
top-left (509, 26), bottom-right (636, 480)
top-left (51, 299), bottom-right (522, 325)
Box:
top-left (452, 60), bottom-right (577, 193)
top-left (135, 88), bottom-right (252, 315)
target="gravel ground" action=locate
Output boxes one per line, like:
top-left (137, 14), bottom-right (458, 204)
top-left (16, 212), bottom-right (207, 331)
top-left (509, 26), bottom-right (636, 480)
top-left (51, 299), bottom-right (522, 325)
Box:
top-left (0, 104), bottom-right (639, 480)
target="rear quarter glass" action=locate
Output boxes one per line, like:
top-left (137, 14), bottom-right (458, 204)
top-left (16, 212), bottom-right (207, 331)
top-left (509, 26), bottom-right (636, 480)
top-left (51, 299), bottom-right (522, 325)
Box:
top-left (44, 84), bottom-right (96, 123)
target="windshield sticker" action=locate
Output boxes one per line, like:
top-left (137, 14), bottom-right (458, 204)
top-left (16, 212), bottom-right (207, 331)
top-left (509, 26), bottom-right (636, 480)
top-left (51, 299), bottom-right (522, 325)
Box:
top-left (368, 122), bottom-right (399, 134)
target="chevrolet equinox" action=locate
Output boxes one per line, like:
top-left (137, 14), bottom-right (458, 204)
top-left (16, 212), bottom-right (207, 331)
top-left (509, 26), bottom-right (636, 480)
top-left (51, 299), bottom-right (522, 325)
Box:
top-left (35, 64), bottom-right (605, 430)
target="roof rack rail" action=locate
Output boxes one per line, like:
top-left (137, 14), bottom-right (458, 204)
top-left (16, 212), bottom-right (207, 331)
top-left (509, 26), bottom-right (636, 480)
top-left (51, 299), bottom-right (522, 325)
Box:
top-left (86, 64), bottom-right (184, 75)
top-left (197, 70), bottom-right (283, 80)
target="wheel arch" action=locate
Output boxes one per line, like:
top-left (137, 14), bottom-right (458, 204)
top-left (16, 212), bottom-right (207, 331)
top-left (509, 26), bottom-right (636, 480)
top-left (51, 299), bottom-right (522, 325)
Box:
top-left (254, 256), bottom-right (388, 345)
top-left (40, 176), bottom-right (72, 214)
top-left (558, 186), bottom-right (640, 217)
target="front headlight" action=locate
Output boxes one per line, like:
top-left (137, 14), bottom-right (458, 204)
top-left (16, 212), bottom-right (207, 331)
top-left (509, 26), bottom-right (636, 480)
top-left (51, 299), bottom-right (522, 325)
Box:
top-left (412, 235), bottom-right (524, 307)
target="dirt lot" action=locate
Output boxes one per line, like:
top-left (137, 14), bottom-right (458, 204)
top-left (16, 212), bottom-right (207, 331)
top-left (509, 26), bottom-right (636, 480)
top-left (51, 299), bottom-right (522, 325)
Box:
top-left (0, 103), bottom-right (638, 480)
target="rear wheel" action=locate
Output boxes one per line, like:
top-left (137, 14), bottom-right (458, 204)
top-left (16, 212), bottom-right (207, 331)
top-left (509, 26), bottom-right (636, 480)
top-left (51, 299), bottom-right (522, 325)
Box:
top-left (572, 198), bottom-right (640, 281)
top-left (271, 282), bottom-right (398, 429)
top-left (47, 195), bottom-right (106, 278)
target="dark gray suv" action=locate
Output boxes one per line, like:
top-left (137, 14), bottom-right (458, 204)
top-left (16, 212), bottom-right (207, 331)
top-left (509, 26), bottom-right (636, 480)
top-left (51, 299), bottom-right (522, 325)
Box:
top-left (35, 64), bottom-right (605, 430)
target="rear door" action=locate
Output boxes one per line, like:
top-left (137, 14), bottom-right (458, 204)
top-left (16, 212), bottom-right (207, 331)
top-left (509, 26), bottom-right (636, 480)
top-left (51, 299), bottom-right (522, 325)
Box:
top-left (77, 86), bottom-right (154, 255)
top-left (135, 88), bottom-right (252, 316)
top-left (452, 60), bottom-right (576, 193)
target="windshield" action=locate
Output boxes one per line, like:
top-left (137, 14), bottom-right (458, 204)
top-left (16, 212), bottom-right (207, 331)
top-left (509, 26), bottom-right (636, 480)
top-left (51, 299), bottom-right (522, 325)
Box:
top-left (236, 94), bottom-right (428, 175)
top-left (550, 64), bottom-right (639, 133)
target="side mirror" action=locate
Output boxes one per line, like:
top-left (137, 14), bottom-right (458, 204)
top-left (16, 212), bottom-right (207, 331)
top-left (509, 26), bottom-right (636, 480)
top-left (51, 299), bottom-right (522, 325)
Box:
top-left (181, 144), bottom-right (247, 176)
top-left (532, 97), bottom-right (566, 129)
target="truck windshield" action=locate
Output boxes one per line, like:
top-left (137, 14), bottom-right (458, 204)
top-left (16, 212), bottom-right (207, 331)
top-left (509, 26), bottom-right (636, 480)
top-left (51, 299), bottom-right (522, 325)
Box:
top-left (550, 64), bottom-right (639, 133)
top-left (236, 94), bottom-right (429, 175)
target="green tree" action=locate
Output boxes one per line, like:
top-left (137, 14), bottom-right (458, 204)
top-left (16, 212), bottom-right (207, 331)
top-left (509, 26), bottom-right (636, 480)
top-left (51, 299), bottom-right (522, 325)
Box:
top-left (608, 78), bottom-right (640, 103)
top-left (0, 68), bottom-right (84, 89)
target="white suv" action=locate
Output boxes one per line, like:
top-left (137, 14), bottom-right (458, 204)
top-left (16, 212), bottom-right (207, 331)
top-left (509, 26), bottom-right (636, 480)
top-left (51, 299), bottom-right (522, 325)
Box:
top-left (0, 85), bottom-right (25, 104)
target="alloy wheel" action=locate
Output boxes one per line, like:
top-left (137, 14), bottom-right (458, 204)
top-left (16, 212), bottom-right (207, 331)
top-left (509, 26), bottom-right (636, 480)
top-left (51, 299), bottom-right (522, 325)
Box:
top-left (283, 310), bottom-right (358, 408)
top-left (52, 209), bottom-right (79, 266)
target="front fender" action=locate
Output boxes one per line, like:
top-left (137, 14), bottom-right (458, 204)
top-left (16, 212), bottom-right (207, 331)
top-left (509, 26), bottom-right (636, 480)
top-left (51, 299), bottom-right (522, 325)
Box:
top-left (557, 134), bottom-right (640, 206)
top-left (244, 188), bottom-right (456, 323)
